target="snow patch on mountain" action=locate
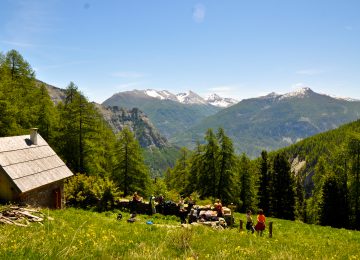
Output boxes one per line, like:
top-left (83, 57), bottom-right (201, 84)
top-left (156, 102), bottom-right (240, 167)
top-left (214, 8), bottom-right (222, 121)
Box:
top-left (206, 93), bottom-right (238, 107)
top-left (176, 91), bottom-right (207, 105)
top-left (140, 89), bottom-right (237, 107)
top-left (279, 87), bottom-right (313, 100)
top-left (145, 89), bottom-right (166, 99)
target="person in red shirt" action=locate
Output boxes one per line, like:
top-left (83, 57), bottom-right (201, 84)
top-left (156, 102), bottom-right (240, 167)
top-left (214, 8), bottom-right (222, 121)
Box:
top-left (255, 209), bottom-right (266, 236)
top-left (214, 199), bottom-right (224, 218)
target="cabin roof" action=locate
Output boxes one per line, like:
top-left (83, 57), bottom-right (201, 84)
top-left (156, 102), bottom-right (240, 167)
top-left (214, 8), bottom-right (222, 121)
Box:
top-left (0, 134), bottom-right (73, 193)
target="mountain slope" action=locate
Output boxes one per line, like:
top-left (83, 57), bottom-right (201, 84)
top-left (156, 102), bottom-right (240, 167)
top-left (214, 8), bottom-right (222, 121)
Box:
top-left (280, 118), bottom-right (360, 196)
top-left (173, 88), bottom-right (360, 157)
top-left (102, 90), bottom-right (221, 138)
top-left (95, 104), bottom-right (170, 148)
top-left (36, 79), bottom-right (66, 104)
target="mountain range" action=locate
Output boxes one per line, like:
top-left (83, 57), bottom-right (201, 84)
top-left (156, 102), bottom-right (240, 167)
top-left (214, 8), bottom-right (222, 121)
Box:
top-left (172, 87), bottom-right (360, 157)
top-left (45, 81), bottom-right (360, 159)
top-left (123, 89), bottom-right (238, 107)
top-left (102, 90), bottom-right (224, 138)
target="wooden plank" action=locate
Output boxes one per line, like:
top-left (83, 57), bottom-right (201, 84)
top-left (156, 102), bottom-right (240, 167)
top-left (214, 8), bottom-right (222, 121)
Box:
top-left (14, 210), bottom-right (40, 219)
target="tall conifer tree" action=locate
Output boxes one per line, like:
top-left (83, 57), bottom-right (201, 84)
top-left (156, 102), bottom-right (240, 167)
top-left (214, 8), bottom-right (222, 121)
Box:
top-left (113, 127), bottom-right (150, 197)
top-left (270, 152), bottom-right (296, 220)
top-left (258, 150), bottom-right (270, 215)
top-left (238, 153), bottom-right (256, 212)
top-left (198, 129), bottom-right (219, 200)
top-left (216, 128), bottom-right (236, 204)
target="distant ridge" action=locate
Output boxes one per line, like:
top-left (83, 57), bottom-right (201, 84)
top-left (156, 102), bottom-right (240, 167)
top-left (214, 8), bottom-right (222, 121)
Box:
top-left (102, 89), bottom-right (222, 138)
top-left (108, 89), bottom-right (238, 108)
top-left (173, 87), bottom-right (360, 157)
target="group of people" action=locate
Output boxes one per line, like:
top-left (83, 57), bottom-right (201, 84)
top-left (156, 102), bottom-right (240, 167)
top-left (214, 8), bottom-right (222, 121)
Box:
top-left (246, 209), bottom-right (266, 236)
top-left (132, 192), bottom-right (266, 235)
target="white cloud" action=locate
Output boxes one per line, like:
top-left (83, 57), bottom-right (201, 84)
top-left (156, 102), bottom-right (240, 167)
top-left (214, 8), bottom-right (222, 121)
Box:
top-left (296, 69), bottom-right (323, 76)
top-left (193, 4), bottom-right (206, 23)
top-left (111, 71), bottom-right (146, 79)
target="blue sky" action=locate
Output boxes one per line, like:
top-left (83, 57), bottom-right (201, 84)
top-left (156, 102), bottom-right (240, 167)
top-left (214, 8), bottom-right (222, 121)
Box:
top-left (1, 0), bottom-right (359, 103)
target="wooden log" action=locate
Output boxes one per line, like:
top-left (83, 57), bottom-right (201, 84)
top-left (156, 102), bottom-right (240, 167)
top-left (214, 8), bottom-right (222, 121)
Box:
top-left (19, 208), bottom-right (41, 213)
top-left (14, 210), bottom-right (40, 219)
top-left (239, 219), bottom-right (244, 231)
top-left (0, 217), bottom-right (14, 225)
top-left (0, 216), bottom-right (28, 227)
top-left (269, 221), bottom-right (273, 238)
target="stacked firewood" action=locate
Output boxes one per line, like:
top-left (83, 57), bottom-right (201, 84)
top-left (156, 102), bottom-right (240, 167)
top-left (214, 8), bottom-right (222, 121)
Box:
top-left (0, 206), bottom-right (48, 227)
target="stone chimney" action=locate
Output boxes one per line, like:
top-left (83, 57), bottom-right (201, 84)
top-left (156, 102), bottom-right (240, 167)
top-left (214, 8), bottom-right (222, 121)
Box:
top-left (30, 128), bottom-right (38, 145)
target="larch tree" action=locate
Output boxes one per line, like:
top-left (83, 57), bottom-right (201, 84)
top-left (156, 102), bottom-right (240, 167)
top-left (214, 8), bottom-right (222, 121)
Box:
top-left (113, 127), bottom-right (150, 197)
top-left (165, 147), bottom-right (190, 195)
top-left (198, 129), bottom-right (219, 200)
top-left (56, 82), bottom-right (99, 174)
top-left (238, 153), bottom-right (256, 212)
top-left (34, 84), bottom-right (57, 142)
top-left (216, 128), bottom-right (236, 204)
top-left (185, 142), bottom-right (203, 195)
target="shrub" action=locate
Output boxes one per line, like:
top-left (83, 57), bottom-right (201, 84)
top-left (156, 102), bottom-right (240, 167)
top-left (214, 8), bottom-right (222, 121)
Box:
top-left (65, 174), bottom-right (122, 211)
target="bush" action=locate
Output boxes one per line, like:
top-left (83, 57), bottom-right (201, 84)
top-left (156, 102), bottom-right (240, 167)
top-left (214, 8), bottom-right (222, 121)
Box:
top-left (65, 174), bottom-right (122, 211)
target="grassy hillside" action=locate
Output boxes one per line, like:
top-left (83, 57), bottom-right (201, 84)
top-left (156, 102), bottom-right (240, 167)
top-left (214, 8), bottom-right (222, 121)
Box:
top-left (1, 207), bottom-right (359, 259)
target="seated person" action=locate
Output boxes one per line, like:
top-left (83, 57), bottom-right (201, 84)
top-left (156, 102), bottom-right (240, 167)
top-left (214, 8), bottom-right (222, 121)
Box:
top-left (214, 199), bottom-right (224, 218)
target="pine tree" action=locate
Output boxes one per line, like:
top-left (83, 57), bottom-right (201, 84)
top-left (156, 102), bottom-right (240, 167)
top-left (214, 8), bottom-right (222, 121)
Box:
top-left (320, 174), bottom-right (348, 228)
top-left (0, 49), bottom-right (38, 134)
top-left (165, 147), bottom-right (190, 195)
top-left (185, 142), bottom-right (203, 195)
top-left (113, 127), bottom-right (150, 197)
top-left (198, 129), bottom-right (219, 200)
top-left (347, 134), bottom-right (360, 229)
top-left (216, 128), bottom-right (236, 204)
top-left (270, 152), bottom-right (296, 220)
top-left (238, 153), bottom-right (256, 212)
top-left (295, 172), bottom-right (306, 222)
top-left (56, 82), bottom-right (101, 173)
top-left (258, 150), bottom-right (270, 215)
top-left (34, 84), bottom-right (57, 142)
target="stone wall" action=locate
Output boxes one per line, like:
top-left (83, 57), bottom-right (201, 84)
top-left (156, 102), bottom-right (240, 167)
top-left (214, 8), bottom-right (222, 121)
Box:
top-left (18, 181), bottom-right (65, 209)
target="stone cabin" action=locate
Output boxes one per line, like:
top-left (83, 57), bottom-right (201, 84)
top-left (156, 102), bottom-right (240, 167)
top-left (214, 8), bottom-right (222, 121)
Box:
top-left (0, 129), bottom-right (73, 208)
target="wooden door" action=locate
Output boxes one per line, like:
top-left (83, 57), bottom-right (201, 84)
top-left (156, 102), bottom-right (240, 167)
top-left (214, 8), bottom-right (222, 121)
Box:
top-left (53, 188), bottom-right (61, 209)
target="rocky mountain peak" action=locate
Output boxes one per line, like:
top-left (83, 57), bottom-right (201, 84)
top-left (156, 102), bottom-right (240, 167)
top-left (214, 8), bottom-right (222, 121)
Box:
top-left (176, 90), bottom-right (207, 105)
top-left (206, 93), bottom-right (238, 107)
top-left (281, 87), bottom-right (314, 99)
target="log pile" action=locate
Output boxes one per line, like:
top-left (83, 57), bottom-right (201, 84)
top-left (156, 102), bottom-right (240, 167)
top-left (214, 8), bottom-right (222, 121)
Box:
top-left (0, 206), bottom-right (47, 227)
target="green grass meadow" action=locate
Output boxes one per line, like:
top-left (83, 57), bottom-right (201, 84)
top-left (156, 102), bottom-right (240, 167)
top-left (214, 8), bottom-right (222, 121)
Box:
top-left (1, 208), bottom-right (360, 259)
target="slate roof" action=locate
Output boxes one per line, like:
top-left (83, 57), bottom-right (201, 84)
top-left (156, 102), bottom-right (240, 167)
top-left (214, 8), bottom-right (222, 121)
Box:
top-left (0, 134), bottom-right (73, 193)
